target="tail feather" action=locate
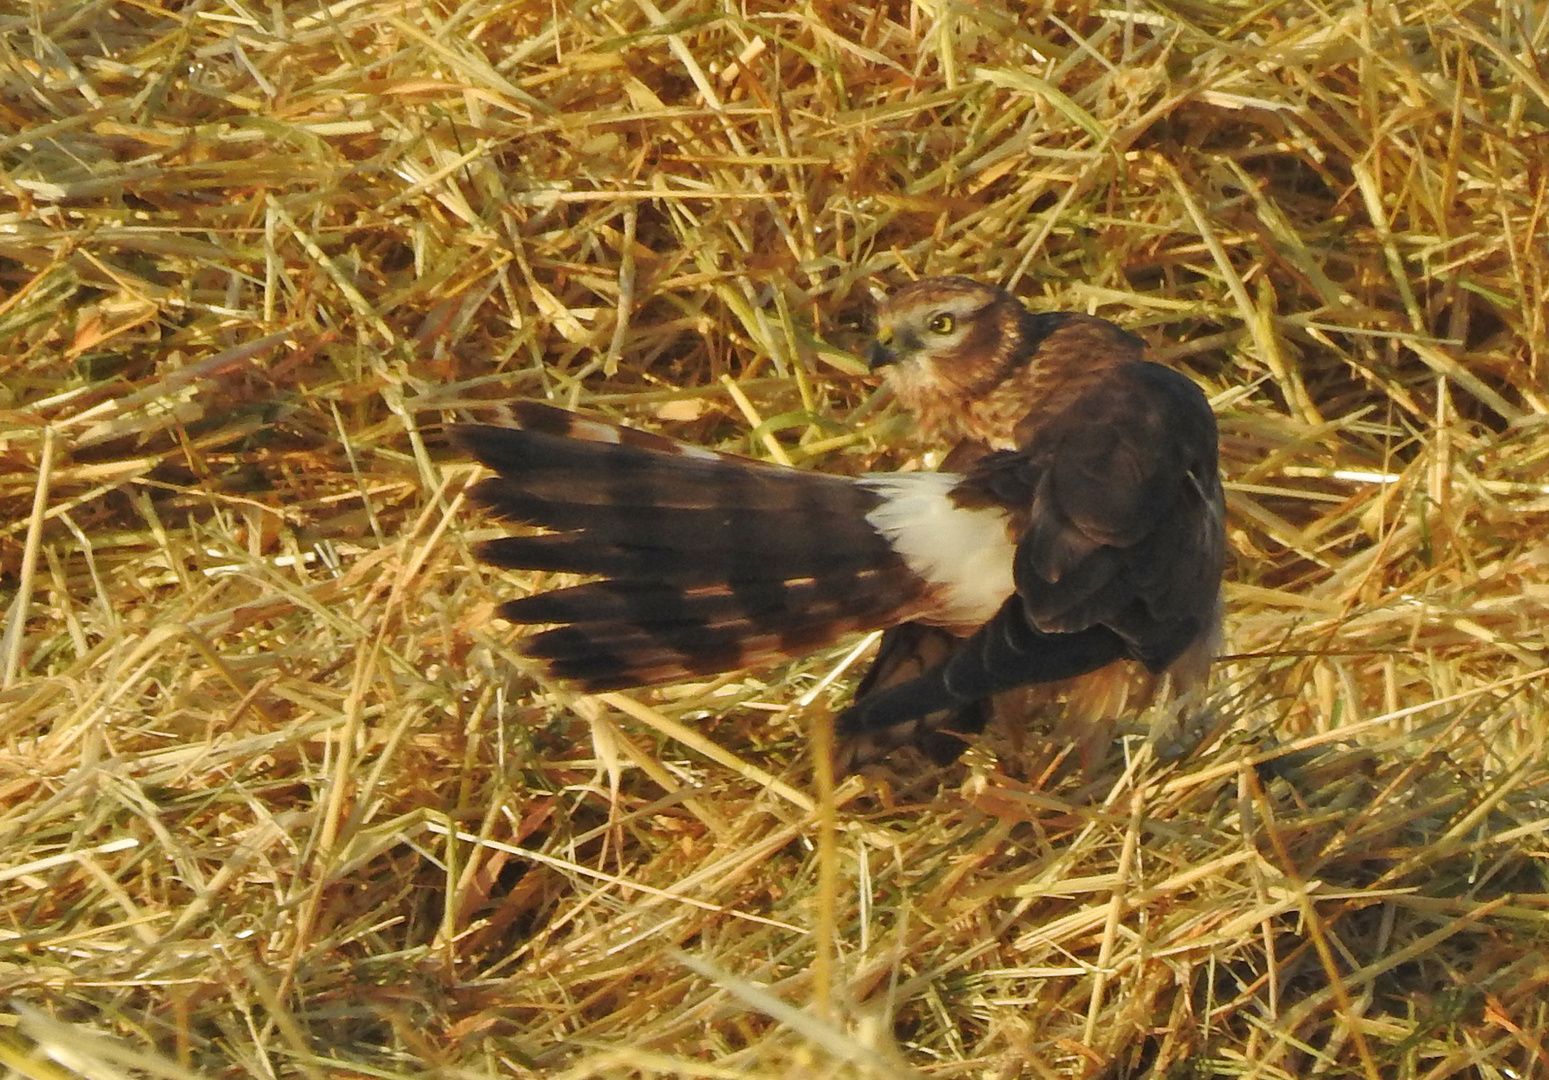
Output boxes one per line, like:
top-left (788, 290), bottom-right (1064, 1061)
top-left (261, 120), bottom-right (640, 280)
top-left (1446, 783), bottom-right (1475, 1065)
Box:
top-left (502, 401), bottom-right (773, 468)
top-left (525, 603), bottom-right (898, 691)
top-left (460, 425), bottom-right (838, 511)
top-left (521, 600), bottom-right (911, 655)
top-left (471, 494), bottom-right (884, 553)
top-left (524, 626), bottom-right (750, 689)
top-left (476, 528), bottom-right (897, 582)
top-left (501, 572), bottom-right (906, 628)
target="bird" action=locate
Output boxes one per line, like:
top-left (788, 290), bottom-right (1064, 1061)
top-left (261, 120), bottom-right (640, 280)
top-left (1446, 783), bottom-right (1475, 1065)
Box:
top-left (454, 276), bottom-right (1225, 771)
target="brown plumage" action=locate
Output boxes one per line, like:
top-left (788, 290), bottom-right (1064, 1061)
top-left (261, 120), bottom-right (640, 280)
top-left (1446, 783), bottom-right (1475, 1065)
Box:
top-left (456, 403), bottom-right (936, 687)
top-left (457, 276), bottom-right (1225, 771)
top-left (841, 277), bottom-right (1223, 767)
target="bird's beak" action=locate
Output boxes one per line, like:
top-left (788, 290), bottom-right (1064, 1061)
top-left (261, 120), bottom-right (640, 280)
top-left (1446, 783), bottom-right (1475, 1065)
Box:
top-left (868, 330), bottom-right (896, 370)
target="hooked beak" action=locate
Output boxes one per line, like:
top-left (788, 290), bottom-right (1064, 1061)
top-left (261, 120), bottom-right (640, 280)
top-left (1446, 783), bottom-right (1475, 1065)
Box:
top-left (867, 331), bottom-right (897, 370)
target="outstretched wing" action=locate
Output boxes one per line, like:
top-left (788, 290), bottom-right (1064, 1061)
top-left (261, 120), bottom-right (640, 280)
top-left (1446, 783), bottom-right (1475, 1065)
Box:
top-left (837, 360), bottom-right (1223, 743)
top-left (455, 410), bottom-right (944, 690)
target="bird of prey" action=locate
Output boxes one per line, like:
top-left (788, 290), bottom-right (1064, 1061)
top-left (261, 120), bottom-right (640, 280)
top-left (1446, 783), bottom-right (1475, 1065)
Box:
top-left (455, 277), bottom-right (1225, 771)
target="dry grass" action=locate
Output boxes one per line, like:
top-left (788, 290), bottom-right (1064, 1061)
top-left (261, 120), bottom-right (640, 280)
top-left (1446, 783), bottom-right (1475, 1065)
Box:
top-left (3, 1), bottom-right (1549, 1077)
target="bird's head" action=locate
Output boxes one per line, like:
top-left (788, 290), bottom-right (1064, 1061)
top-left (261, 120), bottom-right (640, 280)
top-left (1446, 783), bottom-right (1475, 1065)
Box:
top-left (868, 276), bottom-right (1030, 413)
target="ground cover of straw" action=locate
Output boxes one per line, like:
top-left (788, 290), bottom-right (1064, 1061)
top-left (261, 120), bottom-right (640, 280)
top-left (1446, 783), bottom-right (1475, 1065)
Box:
top-left (3, 2), bottom-right (1548, 1077)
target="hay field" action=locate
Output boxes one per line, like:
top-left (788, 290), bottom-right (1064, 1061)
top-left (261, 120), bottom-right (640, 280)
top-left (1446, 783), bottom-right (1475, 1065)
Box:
top-left (3, 1), bottom-right (1548, 1077)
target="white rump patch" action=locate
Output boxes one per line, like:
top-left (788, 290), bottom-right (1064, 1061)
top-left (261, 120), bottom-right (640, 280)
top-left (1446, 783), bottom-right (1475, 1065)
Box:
top-left (859, 472), bottom-right (1017, 626)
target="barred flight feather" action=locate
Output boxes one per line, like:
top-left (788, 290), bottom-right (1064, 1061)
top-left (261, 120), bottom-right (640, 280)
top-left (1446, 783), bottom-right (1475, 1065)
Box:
top-left (454, 420), bottom-right (997, 691)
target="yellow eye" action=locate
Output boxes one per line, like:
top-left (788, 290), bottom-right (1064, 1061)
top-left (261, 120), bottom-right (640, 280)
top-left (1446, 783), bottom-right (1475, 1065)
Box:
top-left (927, 313), bottom-right (955, 335)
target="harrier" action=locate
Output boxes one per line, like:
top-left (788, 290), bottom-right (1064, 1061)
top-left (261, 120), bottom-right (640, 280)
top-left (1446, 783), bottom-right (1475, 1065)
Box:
top-left (456, 277), bottom-right (1224, 770)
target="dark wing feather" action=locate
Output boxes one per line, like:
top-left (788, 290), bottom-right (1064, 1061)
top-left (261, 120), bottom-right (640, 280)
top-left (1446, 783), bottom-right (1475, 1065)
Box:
top-left (455, 422), bottom-right (930, 690)
top-left (837, 600), bottom-right (1129, 743)
top-left (987, 360), bottom-right (1222, 666)
top-left (837, 622), bottom-right (991, 770)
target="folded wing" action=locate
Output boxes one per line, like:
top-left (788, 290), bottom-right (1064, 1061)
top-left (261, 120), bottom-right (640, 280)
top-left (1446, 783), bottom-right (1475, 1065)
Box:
top-left (836, 360), bottom-right (1223, 748)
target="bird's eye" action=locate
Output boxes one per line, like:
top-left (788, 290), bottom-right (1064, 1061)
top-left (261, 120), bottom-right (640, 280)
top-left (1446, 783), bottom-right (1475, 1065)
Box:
top-left (927, 313), bottom-right (955, 334)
